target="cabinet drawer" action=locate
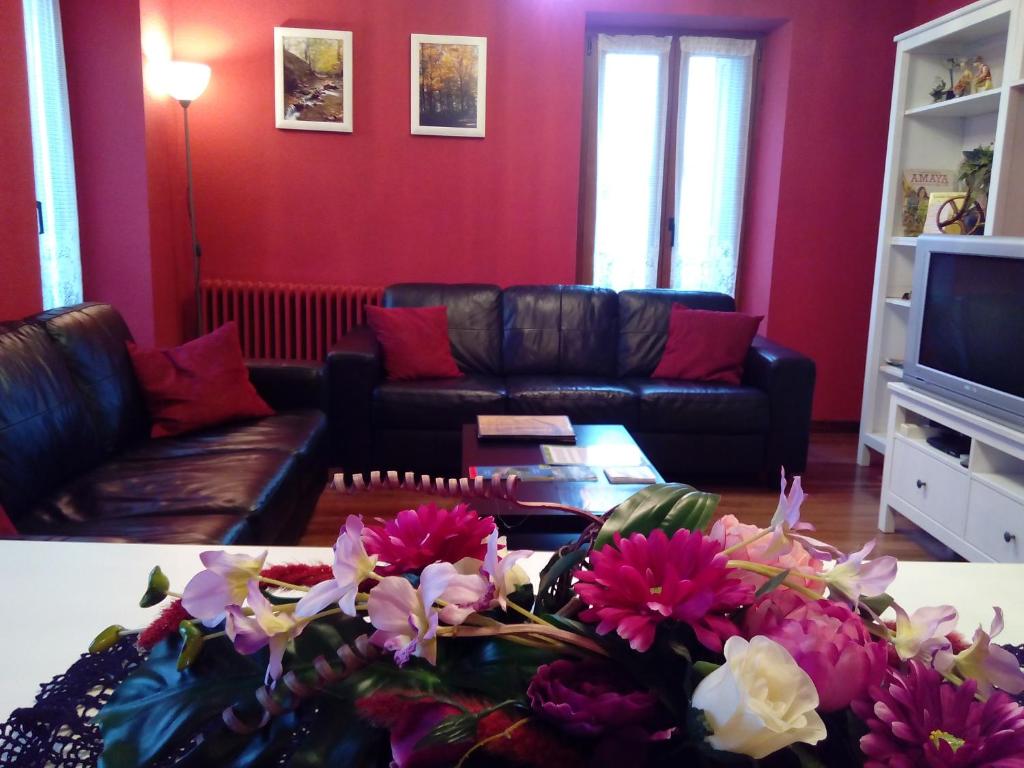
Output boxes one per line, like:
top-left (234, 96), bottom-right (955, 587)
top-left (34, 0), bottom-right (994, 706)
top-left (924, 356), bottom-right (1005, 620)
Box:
top-left (890, 438), bottom-right (969, 534)
top-left (965, 481), bottom-right (1024, 563)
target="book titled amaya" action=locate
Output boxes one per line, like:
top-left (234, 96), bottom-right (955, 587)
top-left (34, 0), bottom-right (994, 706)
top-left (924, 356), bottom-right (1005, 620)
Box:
top-left (901, 168), bottom-right (956, 236)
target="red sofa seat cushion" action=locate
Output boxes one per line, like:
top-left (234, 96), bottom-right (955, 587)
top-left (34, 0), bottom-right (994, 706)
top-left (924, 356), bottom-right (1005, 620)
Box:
top-left (652, 305), bottom-right (762, 385)
top-left (367, 305), bottom-right (463, 381)
top-left (127, 322), bottom-right (274, 438)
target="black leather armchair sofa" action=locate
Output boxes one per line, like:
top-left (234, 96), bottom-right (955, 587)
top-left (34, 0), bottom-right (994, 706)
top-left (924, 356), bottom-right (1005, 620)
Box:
top-left (0, 303), bottom-right (328, 544)
top-left (328, 284), bottom-right (815, 481)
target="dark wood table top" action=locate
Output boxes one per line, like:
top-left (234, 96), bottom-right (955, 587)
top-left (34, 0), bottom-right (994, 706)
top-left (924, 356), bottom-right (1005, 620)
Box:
top-left (460, 424), bottom-right (663, 538)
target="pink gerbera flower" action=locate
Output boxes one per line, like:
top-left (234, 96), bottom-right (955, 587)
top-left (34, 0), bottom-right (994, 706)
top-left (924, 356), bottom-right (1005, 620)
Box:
top-left (574, 528), bottom-right (753, 653)
top-left (853, 660), bottom-right (1024, 767)
top-left (363, 503), bottom-right (495, 576)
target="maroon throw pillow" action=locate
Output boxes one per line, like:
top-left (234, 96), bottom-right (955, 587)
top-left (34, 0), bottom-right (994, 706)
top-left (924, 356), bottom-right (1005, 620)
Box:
top-left (0, 504), bottom-right (17, 537)
top-left (126, 322), bottom-right (274, 438)
top-left (652, 304), bottom-right (763, 384)
top-left (366, 305), bottom-right (463, 381)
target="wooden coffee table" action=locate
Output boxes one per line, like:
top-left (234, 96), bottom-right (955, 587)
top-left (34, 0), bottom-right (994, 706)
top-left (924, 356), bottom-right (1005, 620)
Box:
top-left (460, 423), bottom-right (664, 547)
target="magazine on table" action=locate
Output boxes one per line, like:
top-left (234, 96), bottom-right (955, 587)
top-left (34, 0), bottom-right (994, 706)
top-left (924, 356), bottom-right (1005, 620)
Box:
top-left (468, 464), bottom-right (598, 482)
top-left (476, 415), bottom-right (575, 442)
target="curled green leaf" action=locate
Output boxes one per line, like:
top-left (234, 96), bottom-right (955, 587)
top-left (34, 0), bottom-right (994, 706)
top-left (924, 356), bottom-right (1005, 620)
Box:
top-left (176, 621), bottom-right (204, 671)
top-left (139, 565), bottom-right (170, 608)
top-left (89, 624), bottom-right (126, 653)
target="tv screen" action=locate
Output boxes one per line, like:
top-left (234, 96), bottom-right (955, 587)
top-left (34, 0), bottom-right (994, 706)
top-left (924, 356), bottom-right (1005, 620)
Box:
top-left (919, 251), bottom-right (1024, 399)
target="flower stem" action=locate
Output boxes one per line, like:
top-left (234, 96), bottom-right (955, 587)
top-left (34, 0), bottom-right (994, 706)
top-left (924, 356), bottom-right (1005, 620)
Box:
top-left (450, 623), bottom-right (608, 657)
top-left (455, 717), bottom-right (531, 768)
top-left (505, 600), bottom-right (555, 627)
top-left (259, 576), bottom-right (310, 593)
top-left (726, 560), bottom-right (823, 601)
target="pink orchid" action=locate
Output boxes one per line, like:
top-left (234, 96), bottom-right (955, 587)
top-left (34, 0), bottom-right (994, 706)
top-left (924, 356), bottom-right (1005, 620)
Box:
top-left (482, 529), bottom-right (533, 610)
top-left (765, 470), bottom-right (841, 561)
top-left (224, 580), bottom-right (304, 684)
top-left (935, 608), bottom-right (1024, 697)
top-left (295, 515), bottom-right (378, 619)
top-left (438, 531), bottom-right (532, 623)
top-left (182, 550), bottom-right (266, 626)
top-left (823, 540), bottom-right (897, 604)
top-left (437, 567), bottom-right (490, 625)
top-left (367, 562), bottom-right (455, 665)
top-left (891, 603), bottom-right (958, 663)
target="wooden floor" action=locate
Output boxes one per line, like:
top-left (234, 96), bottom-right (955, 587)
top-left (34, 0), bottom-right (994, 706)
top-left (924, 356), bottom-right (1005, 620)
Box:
top-left (301, 433), bottom-right (960, 562)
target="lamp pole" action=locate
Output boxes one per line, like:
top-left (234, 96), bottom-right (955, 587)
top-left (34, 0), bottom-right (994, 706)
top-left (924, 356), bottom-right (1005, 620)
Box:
top-left (180, 98), bottom-right (202, 335)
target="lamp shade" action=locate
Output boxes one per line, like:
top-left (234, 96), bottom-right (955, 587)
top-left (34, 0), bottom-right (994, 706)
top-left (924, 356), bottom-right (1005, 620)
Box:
top-left (166, 61), bottom-right (211, 102)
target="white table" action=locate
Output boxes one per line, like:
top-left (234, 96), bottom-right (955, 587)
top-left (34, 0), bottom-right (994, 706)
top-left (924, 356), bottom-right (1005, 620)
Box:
top-left (3, 540), bottom-right (1023, 721)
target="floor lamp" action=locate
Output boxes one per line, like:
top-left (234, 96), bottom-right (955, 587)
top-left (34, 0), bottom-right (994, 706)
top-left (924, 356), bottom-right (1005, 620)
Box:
top-left (166, 61), bottom-right (211, 336)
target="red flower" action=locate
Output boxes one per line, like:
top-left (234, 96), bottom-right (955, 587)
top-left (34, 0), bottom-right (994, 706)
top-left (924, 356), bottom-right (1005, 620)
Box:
top-left (574, 528), bottom-right (753, 653)
top-left (363, 503), bottom-right (495, 576)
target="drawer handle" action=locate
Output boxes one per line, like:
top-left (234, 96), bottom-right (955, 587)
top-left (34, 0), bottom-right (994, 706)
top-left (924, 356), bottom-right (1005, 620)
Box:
top-left (916, 479), bottom-right (927, 489)
top-left (1005, 531), bottom-right (1016, 544)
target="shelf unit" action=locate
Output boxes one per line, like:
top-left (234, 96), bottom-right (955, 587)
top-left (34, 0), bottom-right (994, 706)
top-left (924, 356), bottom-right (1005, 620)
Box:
top-left (858, 0), bottom-right (1024, 465)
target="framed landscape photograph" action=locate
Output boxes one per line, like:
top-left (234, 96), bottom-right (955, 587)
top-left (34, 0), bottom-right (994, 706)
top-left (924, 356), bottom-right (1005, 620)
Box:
top-left (411, 34), bottom-right (486, 137)
top-left (274, 27), bottom-right (352, 133)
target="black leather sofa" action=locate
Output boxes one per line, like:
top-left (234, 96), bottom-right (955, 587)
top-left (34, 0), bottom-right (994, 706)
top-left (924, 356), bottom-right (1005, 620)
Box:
top-left (0, 303), bottom-right (328, 544)
top-left (329, 284), bottom-right (815, 481)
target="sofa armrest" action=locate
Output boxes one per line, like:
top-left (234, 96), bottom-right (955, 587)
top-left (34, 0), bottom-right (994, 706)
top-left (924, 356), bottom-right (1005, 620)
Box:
top-left (326, 326), bottom-right (382, 469)
top-left (743, 336), bottom-right (816, 476)
top-left (246, 360), bottom-right (325, 412)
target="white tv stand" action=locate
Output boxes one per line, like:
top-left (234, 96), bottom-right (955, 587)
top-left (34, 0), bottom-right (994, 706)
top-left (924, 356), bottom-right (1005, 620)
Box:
top-left (880, 382), bottom-right (1024, 562)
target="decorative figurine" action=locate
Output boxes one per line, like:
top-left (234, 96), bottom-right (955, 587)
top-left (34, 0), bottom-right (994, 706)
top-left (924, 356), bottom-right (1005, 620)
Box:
top-left (952, 58), bottom-right (974, 97)
top-left (944, 58), bottom-right (958, 100)
top-left (930, 77), bottom-right (948, 103)
top-left (973, 56), bottom-right (993, 91)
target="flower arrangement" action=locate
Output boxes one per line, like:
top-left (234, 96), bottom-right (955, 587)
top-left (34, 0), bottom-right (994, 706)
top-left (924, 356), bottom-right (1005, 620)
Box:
top-left (90, 475), bottom-right (1024, 767)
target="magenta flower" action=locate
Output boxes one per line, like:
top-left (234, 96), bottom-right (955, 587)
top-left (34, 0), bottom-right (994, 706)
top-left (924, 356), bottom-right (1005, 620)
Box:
top-left (363, 503), bottom-right (495, 576)
top-left (224, 580), bottom-right (304, 684)
top-left (574, 528), bottom-right (753, 653)
top-left (742, 589), bottom-right (888, 711)
top-left (853, 660), bottom-right (1024, 767)
top-left (528, 659), bottom-right (662, 739)
top-left (181, 550), bottom-right (266, 626)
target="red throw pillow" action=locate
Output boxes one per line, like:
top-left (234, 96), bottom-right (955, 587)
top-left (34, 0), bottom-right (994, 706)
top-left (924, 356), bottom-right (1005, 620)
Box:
top-left (0, 504), bottom-right (17, 537)
top-left (652, 305), bottom-right (763, 384)
top-left (127, 322), bottom-right (274, 438)
top-left (366, 305), bottom-right (463, 381)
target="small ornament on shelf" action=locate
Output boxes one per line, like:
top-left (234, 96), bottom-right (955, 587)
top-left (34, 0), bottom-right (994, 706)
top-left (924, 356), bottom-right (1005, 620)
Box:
top-left (973, 56), bottom-right (994, 91)
top-left (929, 77), bottom-right (947, 103)
top-left (952, 57), bottom-right (974, 97)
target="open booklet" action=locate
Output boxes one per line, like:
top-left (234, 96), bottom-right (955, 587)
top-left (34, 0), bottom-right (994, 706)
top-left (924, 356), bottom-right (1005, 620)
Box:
top-left (476, 415), bottom-right (575, 443)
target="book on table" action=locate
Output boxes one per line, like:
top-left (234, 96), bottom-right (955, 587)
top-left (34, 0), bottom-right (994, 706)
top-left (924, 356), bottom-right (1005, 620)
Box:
top-left (469, 465), bottom-right (598, 482)
top-left (603, 465), bottom-right (658, 484)
top-left (476, 415), bottom-right (575, 442)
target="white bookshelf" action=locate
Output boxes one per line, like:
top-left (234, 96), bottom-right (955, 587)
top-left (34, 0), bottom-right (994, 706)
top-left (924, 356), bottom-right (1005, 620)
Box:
top-left (858, 0), bottom-right (1024, 465)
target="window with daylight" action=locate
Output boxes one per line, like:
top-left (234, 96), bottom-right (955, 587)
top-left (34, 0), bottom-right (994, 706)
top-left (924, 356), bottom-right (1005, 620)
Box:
top-left (579, 33), bottom-right (756, 295)
top-left (23, 0), bottom-right (83, 310)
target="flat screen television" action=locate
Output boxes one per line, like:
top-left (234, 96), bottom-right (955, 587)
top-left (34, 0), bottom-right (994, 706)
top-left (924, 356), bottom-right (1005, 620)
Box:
top-left (904, 235), bottom-right (1024, 426)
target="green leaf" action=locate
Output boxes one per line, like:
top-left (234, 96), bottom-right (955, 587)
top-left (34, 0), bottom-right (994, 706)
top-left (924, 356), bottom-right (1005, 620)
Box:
top-left (595, 483), bottom-right (719, 548)
top-left (90, 624), bottom-right (126, 654)
top-left (790, 744), bottom-right (827, 768)
top-left (693, 660), bottom-right (719, 678)
top-left (416, 712), bottom-right (480, 749)
top-left (861, 592), bottom-right (895, 616)
top-left (537, 548), bottom-right (588, 596)
top-left (139, 566), bottom-right (170, 608)
top-left (754, 568), bottom-right (791, 598)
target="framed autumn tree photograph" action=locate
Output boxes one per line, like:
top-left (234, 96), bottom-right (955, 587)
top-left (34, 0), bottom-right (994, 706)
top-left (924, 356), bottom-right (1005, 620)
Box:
top-left (274, 27), bottom-right (353, 133)
top-left (411, 34), bottom-right (486, 137)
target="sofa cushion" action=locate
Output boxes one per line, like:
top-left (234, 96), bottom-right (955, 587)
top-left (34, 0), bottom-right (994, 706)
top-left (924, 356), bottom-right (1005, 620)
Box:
top-left (502, 285), bottom-right (618, 376)
top-left (617, 290), bottom-right (736, 377)
top-left (628, 379), bottom-right (770, 433)
top-left (652, 306), bottom-right (763, 384)
top-left (374, 375), bottom-right (506, 429)
top-left (36, 512), bottom-right (254, 545)
top-left (127, 322), bottom-right (274, 438)
top-left (385, 284), bottom-right (503, 375)
top-left (0, 322), bottom-right (101, 522)
top-left (505, 376), bottom-right (638, 425)
top-left (35, 303), bottom-right (148, 456)
top-left (23, 448), bottom-right (297, 536)
top-left (367, 305), bottom-right (463, 381)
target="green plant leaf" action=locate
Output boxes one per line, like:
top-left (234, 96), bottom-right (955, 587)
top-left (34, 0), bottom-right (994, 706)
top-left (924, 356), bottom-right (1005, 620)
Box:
top-left (659, 490), bottom-right (720, 535)
top-left (536, 547), bottom-right (588, 596)
top-left (754, 568), bottom-right (792, 598)
top-left (595, 484), bottom-right (719, 548)
top-left (861, 592), bottom-right (895, 616)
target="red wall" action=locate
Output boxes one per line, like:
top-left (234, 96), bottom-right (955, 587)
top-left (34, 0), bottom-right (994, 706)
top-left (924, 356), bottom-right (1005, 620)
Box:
top-left (60, 0), bottom-right (927, 420)
top-left (0, 2), bottom-right (42, 320)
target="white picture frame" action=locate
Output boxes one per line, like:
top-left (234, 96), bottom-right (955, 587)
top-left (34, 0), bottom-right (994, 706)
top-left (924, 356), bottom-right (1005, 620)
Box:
top-left (411, 34), bottom-right (486, 138)
top-left (274, 27), bottom-right (353, 133)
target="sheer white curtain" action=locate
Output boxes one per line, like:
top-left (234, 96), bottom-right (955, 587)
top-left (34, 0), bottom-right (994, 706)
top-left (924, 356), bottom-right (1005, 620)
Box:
top-left (671, 37), bottom-right (755, 294)
top-left (592, 34), bottom-right (671, 291)
top-left (23, 0), bottom-right (82, 309)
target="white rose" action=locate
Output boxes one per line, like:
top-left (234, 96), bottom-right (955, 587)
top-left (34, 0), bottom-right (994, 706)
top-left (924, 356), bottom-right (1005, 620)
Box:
top-left (691, 635), bottom-right (827, 759)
